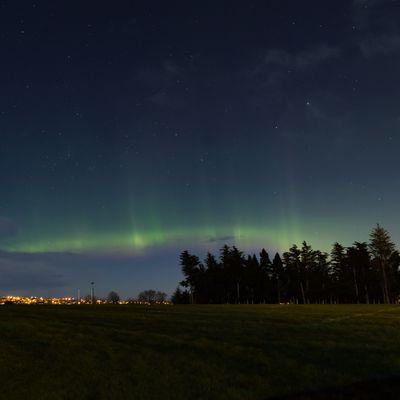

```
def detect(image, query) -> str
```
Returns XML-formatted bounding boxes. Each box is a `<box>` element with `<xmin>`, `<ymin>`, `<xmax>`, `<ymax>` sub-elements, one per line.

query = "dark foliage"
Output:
<box><xmin>176</xmin><ymin>225</ymin><xmax>400</xmax><ymax>304</ymax></box>
<box><xmin>137</xmin><ymin>289</ymin><xmax>168</xmax><ymax>304</ymax></box>
<box><xmin>107</xmin><ymin>291</ymin><xmax>120</xmax><ymax>304</ymax></box>
<box><xmin>171</xmin><ymin>287</ymin><xmax>190</xmax><ymax>304</ymax></box>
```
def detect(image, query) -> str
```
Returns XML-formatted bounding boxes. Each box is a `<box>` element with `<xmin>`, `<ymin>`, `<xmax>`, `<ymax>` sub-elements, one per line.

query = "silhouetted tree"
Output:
<box><xmin>330</xmin><ymin>242</ymin><xmax>348</xmax><ymax>303</ymax></box>
<box><xmin>259</xmin><ymin>249</ymin><xmax>272</xmax><ymax>303</ymax></box>
<box><xmin>300</xmin><ymin>241</ymin><xmax>315</xmax><ymax>304</ymax></box>
<box><xmin>204</xmin><ymin>252</ymin><xmax>223</xmax><ymax>303</ymax></box>
<box><xmin>369</xmin><ymin>225</ymin><xmax>395</xmax><ymax>303</ymax></box>
<box><xmin>347</xmin><ymin>242</ymin><xmax>371</xmax><ymax>304</ymax></box>
<box><xmin>171</xmin><ymin>287</ymin><xmax>190</xmax><ymax>304</ymax></box>
<box><xmin>180</xmin><ymin>250</ymin><xmax>202</xmax><ymax>303</ymax></box>
<box><xmin>284</xmin><ymin>245</ymin><xmax>304</xmax><ymax>303</ymax></box>
<box><xmin>346</xmin><ymin>245</ymin><xmax>361</xmax><ymax>304</ymax></box>
<box><xmin>138</xmin><ymin>289</ymin><xmax>157</xmax><ymax>303</ymax></box>
<box><xmin>155</xmin><ymin>291</ymin><xmax>168</xmax><ymax>303</ymax></box>
<box><xmin>107</xmin><ymin>291</ymin><xmax>120</xmax><ymax>304</ymax></box>
<box><xmin>389</xmin><ymin>250</ymin><xmax>400</xmax><ymax>302</ymax></box>
<box><xmin>244</xmin><ymin>254</ymin><xmax>260</xmax><ymax>304</ymax></box>
<box><xmin>309</xmin><ymin>250</ymin><xmax>330</xmax><ymax>304</ymax></box>
<box><xmin>174</xmin><ymin>226</ymin><xmax>400</xmax><ymax>304</ymax></box>
<box><xmin>271</xmin><ymin>252</ymin><xmax>284</xmax><ymax>303</ymax></box>
<box><xmin>220</xmin><ymin>245</ymin><xmax>246</xmax><ymax>303</ymax></box>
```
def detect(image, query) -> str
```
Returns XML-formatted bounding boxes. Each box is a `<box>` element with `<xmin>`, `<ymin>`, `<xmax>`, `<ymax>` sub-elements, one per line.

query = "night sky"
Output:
<box><xmin>1</xmin><ymin>0</ymin><xmax>400</xmax><ymax>298</ymax></box>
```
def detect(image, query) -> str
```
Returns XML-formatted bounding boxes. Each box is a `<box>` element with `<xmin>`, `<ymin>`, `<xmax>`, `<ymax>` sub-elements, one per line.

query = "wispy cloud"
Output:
<box><xmin>264</xmin><ymin>45</ymin><xmax>340</xmax><ymax>70</ymax></box>
<box><xmin>249</xmin><ymin>45</ymin><xmax>340</xmax><ymax>88</ymax></box>
<box><xmin>359</xmin><ymin>34</ymin><xmax>400</xmax><ymax>57</ymax></box>
<box><xmin>351</xmin><ymin>0</ymin><xmax>400</xmax><ymax>58</ymax></box>
<box><xmin>207</xmin><ymin>235</ymin><xmax>236</xmax><ymax>243</ymax></box>
<box><xmin>352</xmin><ymin>0</ymin><xmax>398</xmax><ymax>30</ymax></box>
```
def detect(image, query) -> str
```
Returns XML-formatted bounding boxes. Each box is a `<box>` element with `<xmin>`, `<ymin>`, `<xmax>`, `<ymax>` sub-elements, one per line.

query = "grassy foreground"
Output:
<box><xmin>0</xmin><ymin>305</ymin><xmax>400</xmax><ymax>399</ymax></box>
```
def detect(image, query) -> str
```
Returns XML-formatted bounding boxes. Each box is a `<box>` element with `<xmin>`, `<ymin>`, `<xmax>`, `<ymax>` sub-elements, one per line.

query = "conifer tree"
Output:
<box><xmin>180</xmin><ymin>250</ymin><xmax>202</xmax><ymax>303</ymax></box>
<box><xmin>272</xmin><ymin>253</ymin><xmax>284</xmax><ymax>303</ymax></box>
<box><xmin>369</xmin><ymin>225</ymin><xmax>395</xmax><ymax>303</ymax></box>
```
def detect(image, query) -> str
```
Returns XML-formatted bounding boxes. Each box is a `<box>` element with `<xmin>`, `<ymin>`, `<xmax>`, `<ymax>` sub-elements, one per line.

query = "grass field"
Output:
<box><xmin>0</xmin><ymin>304</ymin><xmax>400</xmax><ymax>399</ymax></box>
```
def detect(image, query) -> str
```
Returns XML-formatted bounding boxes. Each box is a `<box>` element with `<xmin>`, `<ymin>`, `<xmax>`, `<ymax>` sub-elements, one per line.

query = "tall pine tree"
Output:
<box><xmin>369</xmin><ymin>225</ymin><xmax>395</xmax><ymax>303</ymax></box>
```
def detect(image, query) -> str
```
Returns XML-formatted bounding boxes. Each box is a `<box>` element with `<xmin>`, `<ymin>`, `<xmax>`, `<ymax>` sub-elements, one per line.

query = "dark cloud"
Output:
<box><xmin>0</xmin><ymin>250</ymin><xmax>108</xmax><ymax>292</ymax></box>
<box><xmin>206</xmin><ymin>235</ymin><xmax>248</xmax><ymax>243</ymax></box>
<box><xmin>359</xmin><ymin>34</ymin><xmax>400</xmax><ymax>57</ymax></box>
<box><xmin>352</xmin><ymin>0</ymin><xmax>376</xmax><ymax>28</ymax></box>
<box><xmin>207</xmin><ymin>235</ymin><xmax>236</xmax><ymax>243</ymax></box>
<box><xmin>162</xmin><ymin>60</ymin><xmax>181</xmax><ymax>76</ymax></box>
<box><xmin>0</xmin><ymin>248</ymin><xmax>181</xmax><ymax>297</ymax></box>
<box><xmin>0</xmin><ymin>251</ymin><xmax>66</xmax><ymax>290</ymax></box>
<box><xmin>351</xmin><ymin>1</ymin><xmax>400</xmax><ymax>59</ymax></box>
<box><xmin>352</xmin><ymin>0</ymin><xmax>399</xmax><ymax>30</ymax></box>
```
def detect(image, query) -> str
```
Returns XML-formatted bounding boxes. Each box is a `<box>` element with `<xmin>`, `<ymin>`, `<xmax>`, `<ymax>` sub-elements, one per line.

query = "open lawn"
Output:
<box><xmin>0</xmin><ymin>304</ymin><xmax>400</xmax><ymax>399</ymax></box>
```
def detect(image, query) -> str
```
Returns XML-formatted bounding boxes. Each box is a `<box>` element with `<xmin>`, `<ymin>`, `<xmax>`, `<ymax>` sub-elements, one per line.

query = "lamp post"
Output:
<box><xmin>90</xmin><ymin>282</ymin><xmax>95</xmax><ymax>304</ymax></box>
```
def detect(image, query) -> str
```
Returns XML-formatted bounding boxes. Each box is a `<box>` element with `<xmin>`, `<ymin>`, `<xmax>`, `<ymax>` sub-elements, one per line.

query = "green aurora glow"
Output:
<box><xmin>2</xmin><ymin>225</ymin><xmax>301</xmax><ymax>253</ymax></box>
<box><xmin>1</xmin><ymin>213</ymin><xmax>370</xmax><ymax>255</ymax></box>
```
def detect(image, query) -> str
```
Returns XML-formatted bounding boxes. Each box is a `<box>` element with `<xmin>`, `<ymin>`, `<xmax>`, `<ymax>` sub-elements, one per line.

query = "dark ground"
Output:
<box><xmin>0</xmin><ymin>304</ymin><xmax>399</xmax><ymax>399</ymax></box>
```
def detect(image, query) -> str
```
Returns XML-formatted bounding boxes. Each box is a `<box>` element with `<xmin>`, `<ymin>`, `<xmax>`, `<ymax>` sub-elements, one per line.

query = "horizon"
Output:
<box><xmin>0</xmin><ymin>224</ymin><xmax>394</xmax><ymax>299</ymax></box>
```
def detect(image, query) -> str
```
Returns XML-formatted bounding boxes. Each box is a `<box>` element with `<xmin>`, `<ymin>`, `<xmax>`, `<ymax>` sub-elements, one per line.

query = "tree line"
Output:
<box><xmin>172</xmin><ymin>225</ymin><xmax>400</xmax><ymax>304</ymax></box>
<box><xmin>83</xmin><ymin>290</ymin><xmax>168</xmax><ymax>304</ymax></box>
